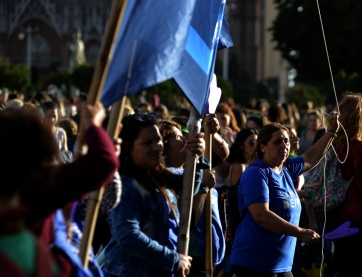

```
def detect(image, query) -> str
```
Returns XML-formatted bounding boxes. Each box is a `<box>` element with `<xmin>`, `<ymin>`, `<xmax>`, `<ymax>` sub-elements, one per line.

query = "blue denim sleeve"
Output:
<box><xmin>108</xmin><ymin>176</ymin><xmax>180</xmax><ymax>273</ymax></box>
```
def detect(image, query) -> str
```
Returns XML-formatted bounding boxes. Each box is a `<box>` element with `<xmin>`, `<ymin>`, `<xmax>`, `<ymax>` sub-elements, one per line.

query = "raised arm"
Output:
<box><xmin>301</xmin><ymin>111</ymin><xmax>340</xmax><ymax>173</ymax></box>
<box><xmin>203</xmin><ymin>114</ymin><xmax>230</xmax><ymax>161</ymax></box>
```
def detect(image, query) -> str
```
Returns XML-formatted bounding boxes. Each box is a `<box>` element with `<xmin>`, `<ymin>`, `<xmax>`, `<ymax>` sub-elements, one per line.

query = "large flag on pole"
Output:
<box><xmin>100</xmin><ymin>0</ymin><xmax>197</xmax><ymax>108</ymax></box>
<box><xmin>174</xmin><ymin>0</ymin><xmax>231</xmax><ymax>117</ymax></box>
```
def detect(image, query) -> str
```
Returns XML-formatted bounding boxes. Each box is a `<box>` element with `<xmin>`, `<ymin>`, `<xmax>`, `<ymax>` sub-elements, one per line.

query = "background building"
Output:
<box><xmin>0</xmin><ymin>0</ymin><xmax>287</xmax><ymax>100</ymax></box>
<box><xmin>0</xmin><ymin>0</ymin><xmax>113</xmax><ymax>83</ymax></box>
<box><xmin>228</xmin><ymin>0</ymin><xmax>288</xmax><ymax>101</ymax></box>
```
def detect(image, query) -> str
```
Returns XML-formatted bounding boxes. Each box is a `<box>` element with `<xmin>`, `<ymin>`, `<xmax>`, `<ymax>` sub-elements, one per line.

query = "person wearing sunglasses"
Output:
<box><xmin>230</xmin><ymin>115</ymin><xmax>339</xmax><ymax>277</ymax></box>
<box><xmin>104</xmin><ymin>113</ymin><xmax>205</xmax><ymax>277</ymax></box>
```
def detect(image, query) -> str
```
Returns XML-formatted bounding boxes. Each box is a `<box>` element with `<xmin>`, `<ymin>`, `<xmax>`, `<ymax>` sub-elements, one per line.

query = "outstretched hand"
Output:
<box><xmin>326</xmin><ymin>111</ymin><xmax>340</xmax><ymax>133</ymax></box>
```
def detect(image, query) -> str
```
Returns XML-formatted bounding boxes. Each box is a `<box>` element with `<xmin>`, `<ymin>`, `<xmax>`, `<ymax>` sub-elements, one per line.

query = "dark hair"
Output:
<box><xmin>171</xmin><ymin>116</ymin><xmax>189</xmax><ymax>134</ymax></box>
<box><xmin>120</xmin><ymin>113</ymin><xmax>159</xmax><ymax>161</ymax></box>
<box><xmin>77</xmin><ymin>92</ymin><xmax>88</xmax><ymax>102</ymax></box>
<box><xmin>232</xmin><ymin>107</ymin><xmax>247</xmax><ymax>130</ymax></box>
<box><xmin>119</xmin><ymin>113</ymin><xmax>175</xmax><ymax>209</ymax></box>
<box><xmin>120</xmin><ymin>113</ymin><xmax>159</xmax><ymax>175</ymax></box>
<box><xmin>159</xmin><ymin>120</ymin><xmax>181</xmax><ymax>146</ymax></box>
<box><xmin>268</xmin><ymin>103</ymin><xmax>288</xmax><ymax>124</ymax></box>
<box><xmin>227</xmin><ymin>128</ymin><xmax>258</xmax><ymax>164</ymax></box>
<box><xmin>0</xmin><ymin>109</ymin><xmax>58</xmax><ymax>199</ymax></box>
<box><xmin>41</xmin><ymin>100</ymin><xmax>57</xmax><ymax>113</ymax></box>
<box><xmin>251</xmin><ymin>123</ymin><xmax>289</xmax><ymax>161</ymax></box>
<box><xmin>154</xmin><ymin>104</ymin><xmax>168</xmax><ymax>114</ymax></box>
<box><xmin>247</xmin><ymin>113</ymin><xmax>264</xmax><ymax>129</ymax></box>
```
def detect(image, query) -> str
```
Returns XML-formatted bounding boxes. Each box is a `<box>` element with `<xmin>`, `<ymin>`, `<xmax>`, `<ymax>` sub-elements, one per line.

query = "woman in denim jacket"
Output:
<box><xmin>104</xmin><ymin>113</ymin><xmax>205</xmax><ymax>277</ymax></box>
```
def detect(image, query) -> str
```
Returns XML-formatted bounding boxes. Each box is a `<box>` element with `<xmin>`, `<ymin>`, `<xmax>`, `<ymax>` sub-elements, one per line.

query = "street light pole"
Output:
<box><xmin>18</xmin><ymin>25</ymin><xmax>35</xmax><ymax>81</ymax></box>
<box><xmin>25</xmin><ymin>26</ymin><xmax>33</xmax><ymax>72</ymax></box>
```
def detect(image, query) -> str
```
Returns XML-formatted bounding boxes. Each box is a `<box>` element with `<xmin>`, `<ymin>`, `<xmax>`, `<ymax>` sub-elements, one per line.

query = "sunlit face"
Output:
<box><xmin>242</xmin><ymin>133</ymin><xmax>257</xmax><ymax>162</ymax></box>
<box><xmin>307</xmin><ymin>114</ymin><xmax>321</xmax><ymax>131</ymax></box>
<box><xmin>164</xmin><ymin>126</ymin><xmax>186</xmax><ymax>166</ymax></box>
<box><xmin>43</xmin><ymin>109</ymin><xmax>58</xmax><ymax>128</ymax></box>
<box><xmin>261</xmin><ymin>130</ymin><xmax>290</xmax><ymax>165</ymax></box>
<box><xmin>216</xmin><ymin>112</ymin><xmax>231</xmax><ymax>128</ymax></box>
<box><xmin>130</xmin><ymin>125</ymin><xmax>163</xmax><ymax>170</ymax></box>
<box><xmin>288</xmin><ymin>128</ymin><xmax>300</xmax><ymax>152</ymax></box>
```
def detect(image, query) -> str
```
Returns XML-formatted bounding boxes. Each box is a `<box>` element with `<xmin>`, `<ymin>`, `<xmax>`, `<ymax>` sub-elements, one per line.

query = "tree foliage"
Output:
<box><xmin>270</xmin><ymin>0</ymin><xmax>362</xmax><ymax>83</ymax></box>
<box><xmin>286</xmin><ymin>83</ymin><xmax>325</xmax><ymax>108</ymax></box>
<box><xmin>43</xmin><ymin>68</ymin><xmax>72</xmax><ymax>90</ymax></box>
<box><xmin>0</xmin><ymin>56</ymin><xmax>30</xmax><ymax>94</ymax></box>
<box><xmin>71</xmin><ymin>63</ymin><xmax>95</xmax><ymax>92</ymax></box>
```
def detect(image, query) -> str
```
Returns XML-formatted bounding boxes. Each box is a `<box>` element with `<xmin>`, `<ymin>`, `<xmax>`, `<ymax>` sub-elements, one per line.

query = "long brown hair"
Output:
<box><xmin>334</xmin><ymin>92</ymin><xmax>362</xmax><ymax>149</ymax></box>
<box><xmin>119</xmin><ymin>114</ymin><xmax>176</xmax><ymax>211</ymax></box>
<box><xmin>216</xmin><ymin>102</ymin><xmax>240</xmax><ymax>132</ymax></box>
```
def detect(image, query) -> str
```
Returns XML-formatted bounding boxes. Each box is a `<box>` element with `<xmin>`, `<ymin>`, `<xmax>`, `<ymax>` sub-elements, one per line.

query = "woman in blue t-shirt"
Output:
<box><xmin>230</xmin><ymin>114</ymin><xmax>339</xmax><ymax>277</ymax></box>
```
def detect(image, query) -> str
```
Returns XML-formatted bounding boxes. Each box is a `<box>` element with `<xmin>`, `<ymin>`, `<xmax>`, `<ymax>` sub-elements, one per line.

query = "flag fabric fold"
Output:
<box><xmin>174</xmin><ymin>0</ymin><xmax>229</xmax><ymax>117</ymax></box>
<box><xmin>101</xmin><ymin>0</ymin><xmax>197</xmax><ymax>108</ymax></box>
<box><xmin>219</xmin><ymin>14</ymin><xmax>234</xmax><ymax>50</ymax></box>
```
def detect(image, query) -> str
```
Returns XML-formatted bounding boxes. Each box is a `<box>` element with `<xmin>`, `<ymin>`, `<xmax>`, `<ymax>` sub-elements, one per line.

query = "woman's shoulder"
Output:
<box><xmin>244</xmin><ymin>160</ymin><xmax>269</xmax><ymax>176</ymax></box>
<box><xmin>228</xmin><ymin>163</ymin><xmax>246</xmax><ymax>186</ymax></box>
<box><xmin>120</xmin><ymin>175</ymin><xmax>141</xmax><ymax>189</ymax></box>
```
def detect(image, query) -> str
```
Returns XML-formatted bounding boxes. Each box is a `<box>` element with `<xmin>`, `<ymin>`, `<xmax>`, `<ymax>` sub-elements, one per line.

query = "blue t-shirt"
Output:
<box><xmin>230</xmin><ymin>157</ymin><xmax>304</xmax><ymax>273</ymax></box>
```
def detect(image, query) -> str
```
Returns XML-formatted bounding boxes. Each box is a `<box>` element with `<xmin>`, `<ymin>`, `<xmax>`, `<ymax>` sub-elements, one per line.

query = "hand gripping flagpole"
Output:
<box><xmin>204</xmin><ymin>74</ymin><xmax>222</xmax><ymax>275</ymax></box>
<box><xmin>204</xmin><ymin>123</ymin><xmax>213</xmax><ymax>277</ymax></box>
<box><xmin>178</xmin><ymin>106</ymin><xmax>202</xmax><ymax>255</ymax></box>
<box><xmin>78</xmin><ymin>0</ymin><xmax>128</xmax><ymax>267</ymax></box>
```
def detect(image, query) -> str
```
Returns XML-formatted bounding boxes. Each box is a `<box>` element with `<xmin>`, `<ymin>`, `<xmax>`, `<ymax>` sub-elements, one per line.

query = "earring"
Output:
<box><xmin>261</xmin><ymin>149</ymin><xmax>264</xmax><ymax>153</ymax></box>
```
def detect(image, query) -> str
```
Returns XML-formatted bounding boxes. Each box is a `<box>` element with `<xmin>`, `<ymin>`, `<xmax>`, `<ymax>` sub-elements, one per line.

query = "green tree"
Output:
<box><xmin>43</xmin><ymin>68</ymin><xmax>72</xmax><ymax>91</ymax></box>
<box><xmin>271</xmin><ymin>0</ymin><xmax>362</xmax><ymax>81</ymax></box>
<box><xmin>71</xmin><ymin>63</ymin><xmax>95</xmax><ymax>92</ymax></box>
<box><xmin>270</xmin><ymin>0</ymin><xmax>362</xmax><ymax>105</ymax></box>
<box><xmin>0</xmin><ymin>56</ymin><xmax>30</xmax><ymax>94</ymax></box>
<box><xmin>286</xmin><ymin>83</ymin><xmax>325</xmax><ymax>108</ymax></box>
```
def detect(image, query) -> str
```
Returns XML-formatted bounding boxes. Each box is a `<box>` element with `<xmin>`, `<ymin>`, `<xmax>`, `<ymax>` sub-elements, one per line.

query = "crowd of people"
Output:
<box><xmin>0</xmin><ymin>85</ymin><xmax>361</xmax><ymax>277</ymax></box>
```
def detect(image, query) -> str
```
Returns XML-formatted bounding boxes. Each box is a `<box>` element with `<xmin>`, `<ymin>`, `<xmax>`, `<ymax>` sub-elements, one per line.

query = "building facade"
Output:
<box><xmin>228</xmin><ymin>0</ymin><xmax>287</xmax><ymax>101</ymax></box>
<box><xmin>0</xmin><ymin>0</ymin><xmax>113</xmax><ymax>81</ymax></box>
<box><xmin>0</xmin><ymin>0</ymin><xmax>286</xmax><ymax>98</ymax></box>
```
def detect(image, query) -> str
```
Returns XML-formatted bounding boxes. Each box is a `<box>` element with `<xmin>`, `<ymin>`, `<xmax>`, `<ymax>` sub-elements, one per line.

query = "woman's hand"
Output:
<box><xmin>186</xmin><ymin>132</ymin><xmax>205</xmax><ymax>156</ymax></box>
<box><xmin>297</xmin><ymin>228</ymin><xmax>320</xmax><ymax>245</ymax></box>
<box><xmin>81</xmin><ymin>101</ymin><xmax>106</xmax><ymax>129</ymax></box>
<box><xmin>177</xmin><ymin>254</ymin><xmax>192</xmax><ymax>277</ymax></box>
<box><xmin>203</xmin><ymin>114</ymin><xmax>220</xmax><ymax>135</ymax></box>
<box><xmin>202</xmin><ymin>169</ymin><xmax>216</xmax><ymax>189</ymax></box>
<box><xmin>326</xmin><ymin>111</ymin><xmax>340</xmax><ymax>133</ymax></box>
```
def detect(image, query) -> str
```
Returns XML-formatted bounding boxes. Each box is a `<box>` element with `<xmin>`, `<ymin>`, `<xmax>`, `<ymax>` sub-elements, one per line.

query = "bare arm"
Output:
<box><xmin>227</xmin><ymin>163</ymin><xmax>245</xmax><ymax>186</ymax></box>
<box><xmin>192</xmin><ymin>169</ymin><xmax>216</xmax><ymax>226</ymax></box>
<box><xmin>248</xmin><ymin>202</ymin><xmax>319</xmax><ymax>244</ymax></box>
<box><xmin>301</xmin><ymin>112</ymin><xmax>340</xmax><ymax>173</ymax></box>
<box><xmin>203</xmin><ymin>114</ymin><xmax>229</xmax><ymax>160</ymax></box>
<box><xmin>212</xmin><ymin>132</ymin><xmax>230</xmax><ymax>160</ymax></box>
